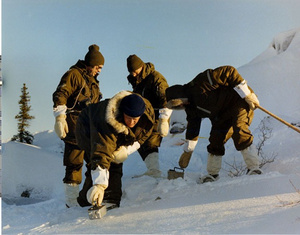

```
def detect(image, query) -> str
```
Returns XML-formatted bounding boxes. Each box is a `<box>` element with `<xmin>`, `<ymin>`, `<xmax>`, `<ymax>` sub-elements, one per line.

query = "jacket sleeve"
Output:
<box><xmin>188</xmin><ymin>66</ymin><xmax>245</xmax><ymax>95</ymax></box>
<box><xmin>52</xmin><ymin>69</ymin><xmax>83</xmax><ymax>107</ymax></box>
<box><xmin>153</xmin><ymin>73</ymin><xmax>169</xmax><ymax>108</ymax></box>
<box><xmin>90</xmin><ymin>131</ymin><xmax>118</xmax><ymax>170</ymax></box>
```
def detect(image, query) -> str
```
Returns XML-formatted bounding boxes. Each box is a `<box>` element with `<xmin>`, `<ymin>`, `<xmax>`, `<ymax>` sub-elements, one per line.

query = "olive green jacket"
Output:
<box><xmin>127</xmin><ymin>62</ymin><xmax>169</xmax><ymax>120</ymax></box>
<box><xmin>75</xmin><ymin>91</ymin><xmax>155</xmax><ymax>170</ymax></box>
<box><xmin>182</xmin><ymin>66</ymin><xmax>254</xmax><ymax>140</ymax></box>
<box><xmin>53</xmin><ymin>60</ymin><xmax>102</xmax><ymax>144</ymax></box>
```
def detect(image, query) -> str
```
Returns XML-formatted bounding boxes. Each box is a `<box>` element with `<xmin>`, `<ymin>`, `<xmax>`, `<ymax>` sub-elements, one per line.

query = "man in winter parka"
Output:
<box><xmin>165</xmin><ymin>66</ymin><xmax>262</xmax><ymax>183</ymax></box>
<box><xmin>126</xmin><ymin>54</ymin><xmax>172</xmax><ymax>178</ymax></box>
<box><xmin>75</xmin><ymin>91</ymin><xmax>155</xmax><ymax>207</ymax></box>
<box><xmin>52</xmin><ymin>44</ymin><xmax>104</xmax><ymax>207</ymax></box>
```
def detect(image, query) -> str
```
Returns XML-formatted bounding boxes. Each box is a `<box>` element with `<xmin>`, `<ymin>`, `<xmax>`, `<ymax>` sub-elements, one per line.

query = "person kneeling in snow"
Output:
<box><xmin>75</xmin><ymin>91</ymin><xmax>155</xmax><ymax>207</ymax></box>
<box><xmin>165</xmin><ymin>66</ymin><xmax>263</xmax><ymax>183</ymax></box>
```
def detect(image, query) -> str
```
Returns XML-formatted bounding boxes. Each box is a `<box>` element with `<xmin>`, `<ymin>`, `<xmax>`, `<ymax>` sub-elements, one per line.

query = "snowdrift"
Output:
<box><xmin>238</xmin><ymin>28</ymin><xmax>300</xmax><ymax>129</ymax></box>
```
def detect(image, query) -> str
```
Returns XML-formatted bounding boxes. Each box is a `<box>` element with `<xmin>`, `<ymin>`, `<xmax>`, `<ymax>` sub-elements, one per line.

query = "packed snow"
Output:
<box><xmin>2</xmin><ymin>28</ymin><xmax>300</xmax><ymax>234</ymax></box>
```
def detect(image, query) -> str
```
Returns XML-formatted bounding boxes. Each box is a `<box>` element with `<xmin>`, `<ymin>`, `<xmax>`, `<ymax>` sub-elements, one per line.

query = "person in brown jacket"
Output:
<box><xmin>75</xmin><ymin>91</ymin><xmax>155</xmax><ymax>207</ymax></box>
<box><xmin>52</xmin><ymin>44</ymin><xmax>104</xmax><ymax>207</ymax></box>
<box><xmin>165</xmin><ymin>66</ymin><xmax>263</xmax><ymax>183</ymax></box>
<box><xmin>126</xmin><ymin>55</ymin><xmax>172</xmax><ymax>178</ymax></box>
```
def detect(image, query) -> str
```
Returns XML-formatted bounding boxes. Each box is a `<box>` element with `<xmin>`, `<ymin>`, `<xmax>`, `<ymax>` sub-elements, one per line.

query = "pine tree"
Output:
<box><xmin>11</xmin><ymin>83</ymin><xmax>35</xmax><ymax>144</ymax></box>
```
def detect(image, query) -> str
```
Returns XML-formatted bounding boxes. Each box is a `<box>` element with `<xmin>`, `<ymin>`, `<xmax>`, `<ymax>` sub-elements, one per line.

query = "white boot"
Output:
<box><xmin>241</xmin><ymin>144</ymin><xmax>263</xmax><ymax>175</ymax></box>
<box><xmin>144</xmin><ymin>152</ymin><xmax>161</xmax><ymax>178</ymax></box>
<box><xmin>64</xmin><ymin>183</ymin><xmax>79</xmax><ymax>208</ymax></box>
<box><xmin>200</xmin><ymin>153</ymin><xmax>222</xmax><ymax>183</ymax></box>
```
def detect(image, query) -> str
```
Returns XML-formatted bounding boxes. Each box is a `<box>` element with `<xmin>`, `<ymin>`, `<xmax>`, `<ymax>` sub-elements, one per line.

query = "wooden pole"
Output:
<box><xmin>257</xmin><ymin>105</ymin><xmax>300</xmax><ymax>134</ymax></box>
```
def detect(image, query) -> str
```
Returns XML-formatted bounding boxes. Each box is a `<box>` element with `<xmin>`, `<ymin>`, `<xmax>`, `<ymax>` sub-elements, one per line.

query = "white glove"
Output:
<box><xmin>158</xmin><ymin>108</ymin><xmax>173</xmax><ymax>137</ymax></box>
<box><xmin>87</xmin><ymin>184</ymin><xmax>107</xmax><ymax>206</ymax></box>
<box><xmin>54</xmin><ymin>114</ymin><xmax>68</xmax><ymax>139</ymax></box>
<box><xmin>87</xmin><ymin>166</ymin><xmax>109</xmax><ymax>206</ymax></box>
<box><xmin>112</xmin><ymin>146</ymin><xmax>128</xmax><ymax>164</ymax></box>
<box><xmin>112</xmin><ymin>141</ymin><xmax>141</xmax><ymax>164</ymax></box>
<box><xmin>233</xmin><ymin>80</ymin><xmax>259</xmax><ymax>110</ymax></box>
<box><xmin>53</xmin><ymin>105</ymin><xmax>68</xmax><ymax>139</ymax></box>
<box><xmin>126</xmin><ymin>141</ymin><xmax>140</xmax><ymax>155</ymax></box>
<box><xmin>245</xmin><ymin>93</ymin><xmax>259</xmax><ymax>110</ymax></box>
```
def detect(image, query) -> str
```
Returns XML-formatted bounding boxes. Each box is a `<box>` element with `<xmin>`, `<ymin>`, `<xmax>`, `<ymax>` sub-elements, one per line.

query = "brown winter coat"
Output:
<box><xmin>75</xmin><ymin>91</ymin><xmax>155</xmax><ymax>170</ymax></box>
<box><xmin>127</xmin><ymin>62</ymin><xmax>169</xmax><ymax>119</ymax></box>
<box><xmin>168</xmin><ymin>66</ymin><xmax>255</xmax><ymax>155</ymax></box>
<box><xmin>53</xmin><ymin>60</ymin><xmax>102</xmax><ymax>144</ymax></box>
<box><xmin>127</xmin><ymin>62</ymin><xmax>169</xmax><ymax>157</ymax></box>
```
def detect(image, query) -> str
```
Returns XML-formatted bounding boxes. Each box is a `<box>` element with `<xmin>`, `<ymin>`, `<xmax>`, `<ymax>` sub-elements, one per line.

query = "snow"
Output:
<box><xmin>2</xmin><ymin>28</ymin><xmax>300</xmax><ymax>234</ymax></box>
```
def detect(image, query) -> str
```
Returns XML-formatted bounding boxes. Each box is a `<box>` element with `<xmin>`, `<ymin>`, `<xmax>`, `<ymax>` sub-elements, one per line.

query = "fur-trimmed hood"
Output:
<box><xmin>105</xmin><ymin>90</ymin><xmax>131</xmax><ymax>135</ymax></box>
<box><xmin>105</xmin><ymin>90</ymin><xmax>154</xmax><ymax>135</ymax></box>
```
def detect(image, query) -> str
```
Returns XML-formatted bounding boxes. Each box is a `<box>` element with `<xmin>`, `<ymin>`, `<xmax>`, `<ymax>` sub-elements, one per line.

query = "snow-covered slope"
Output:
<box><xmin>2</xmin><ymin>28</ymin><xmax>300</xmax><ymax>234</ymax></box>
<box><xmin>238</xmin><ymin>28</ymin><xmax>300</xmax><ymax>129</ymax></box>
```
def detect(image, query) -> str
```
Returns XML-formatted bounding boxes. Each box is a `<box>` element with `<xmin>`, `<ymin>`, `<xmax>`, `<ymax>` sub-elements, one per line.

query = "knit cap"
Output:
<box><xmin>120</xmin><ymin>94</ymin><xmax>145</xmax><ymax>117</ymax></box>
<box><xmin>84</xmin><ymin>44</ymin><xmax>105</xmax><ymax>67</ymax></box>
<box><xmin>127</xmin><ymin>54</ymin><xmax>144</xmax><ymax>72</ymax></box>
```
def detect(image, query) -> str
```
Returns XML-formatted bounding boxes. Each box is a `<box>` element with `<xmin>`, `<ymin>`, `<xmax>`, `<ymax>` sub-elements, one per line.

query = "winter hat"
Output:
<box><xmin>120</xmin><ymin>94</ymin><xmax>145</xmax><ymax>117</ymax></box>
<box><xmin>127</xmin><ymin>54</ymin><xmax>144</xmax><ymax>72</ymax></box>
<box><xmin>165</xmin><ymin>85</ymin><xmax>189</xmax><ymax>110</ymax></box>
<box><xmin>84</xmin><ymin>44</ymin><xmax>105</xmax><ymax>67</ymax></box>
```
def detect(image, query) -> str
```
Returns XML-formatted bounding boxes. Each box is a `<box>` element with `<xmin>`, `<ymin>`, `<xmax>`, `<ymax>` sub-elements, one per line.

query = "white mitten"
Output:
<box><xmin>53</xmin><ymin>105</ymin><xmax>68</xmax><ymax>139</ymax></box>
<box><xmin>87</xmin><ymin>184</ymin><xmax>107</xmax><ymax>206</ymax></box>
<box><xmin>112</xmin><ymin>146</ymin><xmax>128</xmax><ymax>164</ymax></box>
<box><xmin>126</xmin><ymin>141</ymin><xmax>140</xmax><ymax>155</ymax></box>
<box><xmin>54</xmin><ymin>114</ymin><xmax>68</xmax><ymax>139</ymax></box>
<box><xmin>233</xmin><ymin>80</ymin><xmax>259</xmax><ymax>110</ymax></box>
<box><xmin>245</xmin><ymin>93</ymin><xmax>259</xmax><ymax>110</ymax></box>
<box><xmin>112</xmin><ymin>141</ymin><xmax>141</xmax><ymax>164</ymax></box>
<box><xmin>158</xmin><ymin>108</ymin><xmax>173</xmax><ymax>137</ymax></box>
<box><xmin>87</xmin><ymin>166</ymin><xmax>109</xmax><ymax>206</ymax></box>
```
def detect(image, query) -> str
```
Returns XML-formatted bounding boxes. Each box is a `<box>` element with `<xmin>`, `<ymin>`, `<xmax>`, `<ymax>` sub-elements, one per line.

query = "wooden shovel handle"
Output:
<box><xmin>257</xmin><ymin>105</ymin><xmax>300</xmax><ymax>134</ymax></box>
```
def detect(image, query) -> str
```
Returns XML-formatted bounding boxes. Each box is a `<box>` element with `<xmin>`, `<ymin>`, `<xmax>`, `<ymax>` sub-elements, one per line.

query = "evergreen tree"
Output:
<box><xmin>11</xmin><ymin>83</ymin><xmax>35</xmax><ymax>144</ymax></box>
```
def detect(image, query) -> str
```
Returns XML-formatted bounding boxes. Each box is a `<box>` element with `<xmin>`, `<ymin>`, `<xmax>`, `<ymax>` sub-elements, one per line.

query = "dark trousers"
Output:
<box><xmin>207</xmin><ymin>107</ymin><xmax>254</xmax><ymax>156</ymax></box>
<box><xmin>63</xmin><ymin>142</ymin><xmax>85</xmax><ymax>184</ymax></box>
<box><xmin>77</xmin><ymin>162</ymin><xmax>123</xmax><ymax>207</ymax></box>
<box><xmin>138</xmin><ymin>130</ymin><xmax>162</xmax><ymax>160</ymax></box>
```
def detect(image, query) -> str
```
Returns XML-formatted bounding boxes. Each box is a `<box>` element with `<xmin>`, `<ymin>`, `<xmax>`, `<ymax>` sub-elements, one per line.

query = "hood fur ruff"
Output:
<box><xmin>106</xmin><ymin>90</ymin><xmax>132</xmax><ymax>135</ymax></box>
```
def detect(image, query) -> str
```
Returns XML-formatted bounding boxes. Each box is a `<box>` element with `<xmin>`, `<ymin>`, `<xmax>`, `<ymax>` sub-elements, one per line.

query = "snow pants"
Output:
<box><xmin>77</xmin><ymin>162</ymin><xmax>123</xmax><ymax>207</ymax></box>
<box><xmin>63</xmin><ymin>142</ymin><xmax>87</xmax><ymax>185</ymax></box>
<box><xmin>207</xmin><ymin>105</ymin><xmax>254</xmax><ymax>156</ymax></box>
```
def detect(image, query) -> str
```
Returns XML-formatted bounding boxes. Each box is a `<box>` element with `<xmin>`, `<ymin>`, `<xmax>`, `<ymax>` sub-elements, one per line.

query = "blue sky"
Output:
<box><xmin>2</xmin><ymin>0</ymin><xmax>300</xmax><ymax>140</ymax></box>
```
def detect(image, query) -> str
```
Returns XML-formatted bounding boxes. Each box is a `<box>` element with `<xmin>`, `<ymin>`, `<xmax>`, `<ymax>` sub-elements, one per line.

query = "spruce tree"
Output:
<box><xmin>11</xmin><ymin>83</ymin><xmax>35</xmax><ymax>144</ymax></box>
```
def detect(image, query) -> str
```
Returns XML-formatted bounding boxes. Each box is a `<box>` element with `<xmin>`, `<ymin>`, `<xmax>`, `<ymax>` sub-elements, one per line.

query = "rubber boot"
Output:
<box><xmin>143</xmin><ymin>152</ymin><xmax>161</xmax><ymax>178</ymax></box>
<box><xmin>65</xmin><ymin>183</ymin><xmax>79</xmax><ymax>208</ymax></box>
<box><xmin>241</xmin><ymin>144</ymin><xmax>263</xmax><ymax>175</ymax></box>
